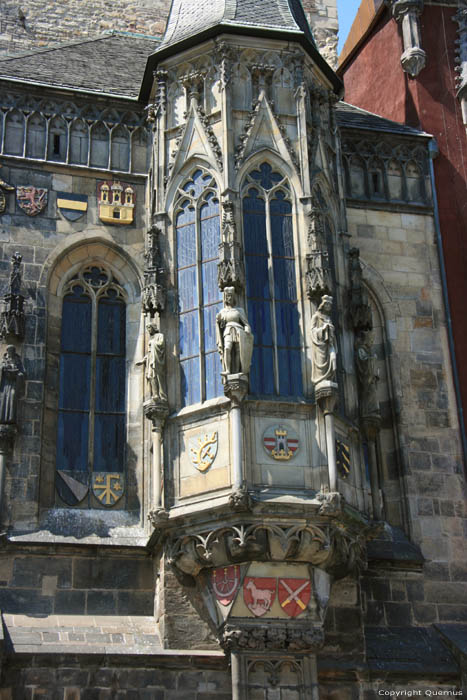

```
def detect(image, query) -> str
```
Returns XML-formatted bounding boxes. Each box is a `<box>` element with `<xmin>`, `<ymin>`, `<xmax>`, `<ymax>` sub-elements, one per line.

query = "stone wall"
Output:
<box><xmin>0</xmin><ymin>0</ymin><xmax>339</xmax><ymax>66</ymax></box>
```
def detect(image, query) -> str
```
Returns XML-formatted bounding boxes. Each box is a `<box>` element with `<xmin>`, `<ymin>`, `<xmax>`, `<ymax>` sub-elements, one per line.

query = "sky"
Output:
<box><xmin>337</xmin><ymin>0</ymin><xmax>361</xmax><ymax>54</ymax></box>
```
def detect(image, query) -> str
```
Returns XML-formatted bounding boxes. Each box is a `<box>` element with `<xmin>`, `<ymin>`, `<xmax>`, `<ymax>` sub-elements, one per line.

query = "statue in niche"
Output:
<box><xmin>0</xmin><ymin>345</ymin><xmax>25</xmax><ymax>424</ymax></box>
<box><xmin>311</xmin><ymin>295</ymin><xmax>337</xmax><ymax>385</ymax></box>
<box><xmin>216</xmin><ymin>286</ymin><xmax>254</xmax><ymax>376</ymax></box>
<box><xmin>349</xmin><ymin>248</ymin><xmax>372</xmax><ymax>332</ymax></box>
<box><xmin>137</xmin><ymin>320</ymin><xmax>168</xmax><ymax>404</ymax></box>
<box><xmin>355</xmin><ymin>331</ymin><xmax>380</xmax><ymax>418</ymax></box>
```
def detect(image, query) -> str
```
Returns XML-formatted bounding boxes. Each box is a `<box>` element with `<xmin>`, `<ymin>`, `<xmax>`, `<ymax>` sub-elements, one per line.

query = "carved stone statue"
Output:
<box><xmin>0</xmin><ymin>345</ymin><xmax>24</xmax><ymax>424</ymax></box>
<box><xmin>311</xmin><ymin>295</ymin><xmax>337</xmax><ymax>386</ymax></box>
<box><xmin>216</xmin><ymin>286</ymin><xmax>253</xmax><ymax>376</ymax></box>
<box><xmin>355</xmin><ymin>331</ymin><xmax>380</xmax><ymax>418</ymax></box>
<box><xmin>137</xmin><ymin>321</ymin><xmax>168</xmax><ymax>404</ymax></box>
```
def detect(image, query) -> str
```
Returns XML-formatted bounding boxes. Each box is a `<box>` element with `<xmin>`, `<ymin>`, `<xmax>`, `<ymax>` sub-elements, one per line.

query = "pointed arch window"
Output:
<box><xmin>55</xmin><ymin>264</ymin><xmax>126</xmax><ymax>506</ymax></box>
<box><xmin>242</xmin><ymin>162</ymin><xmax>302</xmax><ymax>397</ymax></box>
<box><xmin>175</xmin><ymin>169</ymin><xmax>223</xmax><ymax>407</ymax></box>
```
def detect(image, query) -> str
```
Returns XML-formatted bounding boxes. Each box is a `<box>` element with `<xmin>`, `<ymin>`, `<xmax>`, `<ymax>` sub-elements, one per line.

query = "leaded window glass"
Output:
<box><xmin>176</xmin><ymin>169</ymin><xmax>223</xmax><ymax>406</ymax></box>
<box><xmin>242</xmin><ymin>162</ymin><xmax>302</xmax><ymax>397</ymax></box>
<box><xmin>55</xmin><ymin>265</ymin><xmax>126</xmax><ymax>506</ymax></box>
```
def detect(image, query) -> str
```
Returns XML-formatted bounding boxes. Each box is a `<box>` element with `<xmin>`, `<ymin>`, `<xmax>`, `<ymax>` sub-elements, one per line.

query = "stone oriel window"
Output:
<box><xmin>175</xmin><ymin>168</ymin><xmax>223</xmax><ymax>407</ymax></box>
<box><xmin>242</xmin><ymin>162</ymin><xmax>302</xmax><ymax>397</ymax></box>
<box><xmin>55</xmin><ymin>264</ymin><xmax>126</xmax><ymax>507</ymax></box>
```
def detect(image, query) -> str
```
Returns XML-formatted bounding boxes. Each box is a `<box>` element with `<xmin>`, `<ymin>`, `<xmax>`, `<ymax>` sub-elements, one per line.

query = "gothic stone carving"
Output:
<box><xmin>454</xmin><ymin>1</ymin><xmax>467</xmax><ymax>126</ymax></box>
<box><xmin>0</xmin><ymin>252</ymin><xmax>26</xmax><ymax>341</ymax></box>
<box><xmin>0</xmin><ymin>345</ymin><xmax>25</xmax><ymax>425</ymax></box>
<box><xmin>306</xmin><ymin>207</ymin><xmax>332</xmax><ymax>303</ymax></box>
<box><xmin>218</xmin><ymin>201</ymin><xmax>245</xmax><ymax>291</ymax></box>
<box><xmin>355</xmin><ymin>331</ymin><xmax>380</xmax><ymax>421</ymax></box>
<box><xmin>311</xmin><ymin>295</ymin><xmax>337</xmax><ymax>388</ymax></box>
<box><xmin>386</xmin><ymin>0</ymin><xmax>426</xmax><ymax>76</ymax></box>
<box><xmin>216</xmin><ymin>287</ymin><xmax>253</xmax><ymax>378</ymax></box>
<box><xmin>348</xmin><ymin>248</ymin><xmax>373</xmax><ymax>333</ymax></box>
<box><xmin>137</xmin><ymin>320</ymin><xmax>168</xmax><ymax>405</ymax></box>
<box><xmin>142</xmin><ymin>225</ymin><xmax>166</xmax><ymax>317</ymax></box>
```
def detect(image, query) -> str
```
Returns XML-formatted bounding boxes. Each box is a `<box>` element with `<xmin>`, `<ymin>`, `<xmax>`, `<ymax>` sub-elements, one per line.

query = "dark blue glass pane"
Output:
<box><xmin>93</xmin><ymin>414</ymin><xmax>125</xmax><ymax>472</ymax></box>
<box><xmin>56</xmin><ymin>411</ymin><xmax>89</xmax><ymax>471</ymax></box>
<box><xmin>95</xmin><ymin>357</ymin><xmax>125</xmax><ymax>412</ymax></box>
<box><xmin>200</xmin><ymin>192</ymin><xmax>219</xmax><ymax>219</ymax></box>
<box><xmin>203</xmin><ymin>303</ymin><xmax>221</xmax><ymax>353</ymax></box>
<box><xmin>59</xmin><ymin>355</ymin><xmax>91</xmax><ymax>410</ymax></box>
<box><xmin>202</xmin><ymin>260</ymin><xmax>221</xmax><ymax>307</ymax></box>
<box><xmin>271</xmin><ymin>214</ymin><xmax>293</xmax><ymax>259</ymax></box>
<box><xmin>249</xmin><ymin>346</ymin><xmax>275</xmax><ymax>395</ymax></box>
<box><xmin>181</xmin><ymin>357</ymin><xmax>201</xmax><ymax>406</ymax></box>
<box><xmin>249</xmin><ymin>163</ymin><xmax>282</xmax><ymax>190</ymax></box>
<box><xmin>243</xmin><ymin>201</ymin><xmax>267</xmax><ymax>254</ymax></box>
<box><xmin>177</xmin><ymin>220</ymin><xmax>196</xmax><ymax>267</ymax></box>
<box><xmin>276</xmin><ymin>302</ymin><xmax>301</xmax><ymax>348</ymax></box>
<box><xmin>273</xmin><ymin>258</ymin><xmax>297</xmax><ymax>301</ymax></box>
<box><xmin>178</xmin><ymin>267</ymin><xmax>198</xmax><ymax>312</ymax></box>
<box><xmin>61</xmin><ymin>292</ymin><xmax>91</xmax><ymax>353</ymax></box>
<box><xmin>248</xmin><ymin>299</ymin><xmax>273</xmax><ymax>346</ymax></box>
<box><xmin>200</xmin><ymin>207</ymin><xmax>220</xmax><ymax>261</ymax></box>
<box><xmin>278</xmin><ymin>348</ymin><xmax>303</xmax><ymax>396</ymax></box>
<box><xmin>245</xmin><ymin>253</ymin><xmax>270</xmax><ymax>300</ymax></box>
<box><xmin>205</xmin><ymin>350</ymin><xmax>223</xmax><ymax>400</ymax></box>
<box><xmin>176</xmin><ymin>202</ymin><xmax>195</xmax><ymax>227</ymax></box>
<box><xmin>179</xmin><ymin>311</ymin><xmax>199</xmax><ymax>359</ymax></box>
<box><xmin>97</xmin><ymin>299</ymin><xmax>125</xmax><ymax>355</ymax></box>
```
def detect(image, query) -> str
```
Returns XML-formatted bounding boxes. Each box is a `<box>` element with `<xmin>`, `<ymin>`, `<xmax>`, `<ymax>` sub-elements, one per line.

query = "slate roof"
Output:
<box><xmin>0</xmin><ymin>33</ymin><xmax>160</xmax><ymax>99</ymax></box>
<box><xmin>336</xmin><ymin>101</ymin><xmax>432</xmax><ymax>138</ymax></box>
<box><xmin>160</xmin><ymin>0</ymin><xmax>315</xmax><ymax>50</ymax></box>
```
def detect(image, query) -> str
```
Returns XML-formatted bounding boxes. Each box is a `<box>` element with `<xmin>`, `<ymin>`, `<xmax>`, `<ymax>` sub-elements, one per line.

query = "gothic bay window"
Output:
<box><xmin>176</xmin><ymin>169</ymin><xmax>223</xmax><ymax>407</ymax></box>
<box><xmin>242</xmin><ymin>162</ymin><xmax>303</xmax><ymax>397</ymax></box>
<box><xmin>55</xmin><ymin>264</ymin><xmax>126</xmax><ymax>507</ymax></box>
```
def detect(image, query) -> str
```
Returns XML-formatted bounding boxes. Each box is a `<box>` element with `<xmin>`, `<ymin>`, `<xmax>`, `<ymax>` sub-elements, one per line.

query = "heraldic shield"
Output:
<box><xmin>237</xmin><ymin>324</ymin><xmax>254</xmax><ymax>374</ymax></box>
<box><xmin>278</xmin><ymin>578</ymin><xmax>312</xmax><ymax>618</ymax></box>
<box><xmin>212</xmin><ymin>565</ymin><xmax>241</xmax><ymax>606</ymax></box>
<box><xmin>16</xmin><ymin>186</ymin><xmax>48</xmax><ymax>216</ymax></box>
<box><xmin>243</xmin><ymin>577</ymin><xmax>276</xmax><ymax>617</ymax></box>
<box><xmin>92</xmin><ymin>473</ymin><xmax>124</xmax><ymax>507</ymax></box>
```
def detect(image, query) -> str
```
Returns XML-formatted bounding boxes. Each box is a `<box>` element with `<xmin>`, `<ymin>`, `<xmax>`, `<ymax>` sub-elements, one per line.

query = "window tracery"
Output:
<box><xmin>242</xmin><ymin>162</ymin><xmax>302</xmax><ymax>397</ymax></box>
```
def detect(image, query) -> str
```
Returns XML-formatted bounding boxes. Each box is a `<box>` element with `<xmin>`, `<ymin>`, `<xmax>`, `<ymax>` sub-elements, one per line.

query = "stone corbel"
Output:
<box><xmin>387</xmin><ymin>0</ymin><xmax>426</xmax><ymax>77</ymax></box>
<box><xmin>220</xmin><ymin>622</ymin><xmax>325</xmax><ymax>653</ymax></box>
<box><xmin>453</xmin><ymin>1</ymin><xmax>467</xmax><ymax>129</ymax></box>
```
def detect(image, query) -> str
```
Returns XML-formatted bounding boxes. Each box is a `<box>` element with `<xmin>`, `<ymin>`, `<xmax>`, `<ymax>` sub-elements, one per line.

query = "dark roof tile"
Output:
<box><xmin>337</xmin><ymin>100</ymin><xmax>431</xmax><ymax>137</ymax></box>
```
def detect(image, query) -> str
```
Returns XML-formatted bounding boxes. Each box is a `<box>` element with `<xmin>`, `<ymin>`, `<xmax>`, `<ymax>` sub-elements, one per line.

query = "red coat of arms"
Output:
<box><xmin>212</xmin><ymin>566</ymin><xmax>240</xmax><ymax>606</ymax></box>
<box><xmin>243</xmin><ymin>577</ymin><xmax>276</xmax><ymax>617</ymax></box>
<box><xmin>278</xmin><ymin>578</ymin><xmax>311</xmax><ymax>618</ymax></box>
<box><xmin>16</xmin><ymin>186</ymin><xmax>48</xmax><ymax>216</ymax></box>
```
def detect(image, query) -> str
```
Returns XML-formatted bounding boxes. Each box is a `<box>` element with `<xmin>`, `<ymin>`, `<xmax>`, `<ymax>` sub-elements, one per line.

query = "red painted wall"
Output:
<box><xmin>341</xmin><ymin>5</ymin><xmax>467</xmax><ymax>434</ymax></box>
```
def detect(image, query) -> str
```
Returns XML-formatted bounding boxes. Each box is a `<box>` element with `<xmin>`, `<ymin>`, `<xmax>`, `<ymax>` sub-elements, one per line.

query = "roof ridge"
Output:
<box><xmin>0</xmin><ymin>32</ymin><xmax>158</xmax><ymax>63</ymax></box>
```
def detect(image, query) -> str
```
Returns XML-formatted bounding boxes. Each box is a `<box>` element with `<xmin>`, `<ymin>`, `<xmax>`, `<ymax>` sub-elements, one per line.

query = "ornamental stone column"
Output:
<box><xmin>387</xmin><ymin>0</ymin><xmax>426</xmax><ymax>77</ymax></box>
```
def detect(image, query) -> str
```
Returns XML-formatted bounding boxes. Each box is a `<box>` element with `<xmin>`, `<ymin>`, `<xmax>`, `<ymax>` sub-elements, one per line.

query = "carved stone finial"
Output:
<box><xmin>0</xmin><ymin>253</ymin><xmax>26</xmax><ymax>341</ymax></box>
<box><xmin>142</xmin><ymin>225</ymin><xmax>166</xmax><ymax>317</ymax></box>
<box><xmin>348</xmin><ymin>248</ymin><xmax>372</xmax><ymax>333</ymax></box>
<box><xmin>386</xmin><ymin>0</ymin><xmax>426</xmax><ymax>76</ymax></box>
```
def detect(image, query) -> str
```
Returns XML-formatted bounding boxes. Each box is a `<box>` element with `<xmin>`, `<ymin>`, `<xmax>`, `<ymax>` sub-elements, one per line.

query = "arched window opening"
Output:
<box><xmin>176</xmin><ymin>169</ymin><xmax>223</xmax><ymax>407</ymax></box>
<box><xmin>70</xmin><ymin>119</ymin><xmax>89</xmax><ymax>166</ymax></box>
<box><xmin>387</xmin><ymin>159</ymin><xmax>403</xmax><ymax>200</ymax></box>
<box><xmin>231</xmin><ymin>64</ymin><xmax>252</xmax><ymax>111</ymax></box>
<box><xmin>26</xmin><ymin>112</ymin><xmax>46</xmax><ymax>159</ymax></box>
<box><xmin>349</xmin><ymin>156</ymin><xmax>366</xmax><ymax>199</ymax></box>
<box><xmin>111</xmin><ymin>125</ymin><xmax>130</xmax><ymax>172</ymax></box>
<box><xmin>242</xmin><ymin>162</ymin><xmax>302</xmax><ymax>397</ymax></box>
<box><xmin>4</xmin><ymin>110</ymin><xmax>25</xmax><ymax>156</ymax></box>
<box><xmin>90</xmin><ymin>122</ymin><xmax>110</xmax><ymax>169</ymax></box>
<box><xmin>406</xmin><ymin>160</ymin><xmax>424</xmax><ymax>203</ymax></box>
<box><xmin>55</xmin><ymin>264</ymin><xmax>126</xmax><ymax>508</ymax></box>
<box><xmin>47</xmin><ymin>116</ymin><xmax>68</xmax><ymax>162</ymax></box>
<box><xmin>131</xmin><ymin>128</ymin><xmax>149</xmax><ymax>173</ymax></box>
<box><xmin>369</xmin><ymin>158</ymin><xmax>386</xmax><ymax>200</ymax></box>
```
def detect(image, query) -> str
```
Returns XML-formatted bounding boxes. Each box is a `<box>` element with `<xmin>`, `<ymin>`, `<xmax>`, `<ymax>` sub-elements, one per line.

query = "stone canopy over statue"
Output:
<box><xmin>216</xmin><ymin>287</ymin><xmax>254</xmax><ymax>378</ymax></box>
<box><xmin>311</xmin><ymin>295</ymin><xmax>337</xmax><ymax>389</ymax></box>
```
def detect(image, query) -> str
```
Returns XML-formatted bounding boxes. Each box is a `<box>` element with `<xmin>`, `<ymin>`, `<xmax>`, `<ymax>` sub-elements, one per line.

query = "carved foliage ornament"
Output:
<box><xmin>220</xmin><ymin>623</ymin><xmax>324</xmax><ymax>653</ymax></box>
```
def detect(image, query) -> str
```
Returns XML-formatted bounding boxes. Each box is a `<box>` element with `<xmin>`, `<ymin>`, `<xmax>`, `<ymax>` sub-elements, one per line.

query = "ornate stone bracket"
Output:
<box><xmin>0</xmin><ymin>253</ymin><xmax>26</xmax><ymax>341</ymax></box>
<box><xmin>220</xmin><ymin>622</ymin><xmax>324</xmax><ymax>653</ymax></box>
<box><xmin>454</xmin><ymin>1</ymin><xmax>467</xmax><ymax>128</ymax></box>
<box><xmin>164</xmin><ymin>516</ymin><xmax>380</xmax><ymax>583</ymax></box>
<box><xmin>386</xmin><ymin>0</ymin><xmax>426</xmax><ymax>77</ymax></box>
<box><xmin>142</xmin><ymin>225</ymin><xmax>166</xmax><ymax>318</ymax></box>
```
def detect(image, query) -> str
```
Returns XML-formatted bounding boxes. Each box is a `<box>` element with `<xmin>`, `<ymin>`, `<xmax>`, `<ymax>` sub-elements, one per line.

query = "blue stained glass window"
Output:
<box><xmin>56</xmin><ymin>267</ymin><xmax>127</xmax><ymax>505</ymax></box>
<box><xmin>243</xmin><ymin>163</ymin><xmax>302</xmax><ymax>397</ymax></box>
<box><xmin>176</xmin><ymin>170</ymin><xmax>222</xmax><ymax>406</ymax></box>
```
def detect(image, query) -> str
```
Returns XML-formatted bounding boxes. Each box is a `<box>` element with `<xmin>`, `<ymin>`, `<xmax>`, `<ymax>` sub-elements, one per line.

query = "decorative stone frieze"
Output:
<box><xmin>0</xmin><ymin>253</ymin><xmax>26</xmax><ymax>341</ymax></box>
<box><xmin>220</xmin><ymin>622</ymin><xmax>325</xmax><ymax>652</ymax></box>
<box><xmin>386</xmin><ymin>0</ymin><xmax>426</xmax><ymax>76</ymax></box>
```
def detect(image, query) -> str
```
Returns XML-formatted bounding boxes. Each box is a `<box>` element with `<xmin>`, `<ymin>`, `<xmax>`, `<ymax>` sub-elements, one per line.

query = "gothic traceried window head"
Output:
<box><xmin>55</xmin><ymin>264</ymin><xmax>126</xmax><ymax>508</ymax></box>
<box><xmin>175</xmin><ymin>168</ymin><xmax>223</xmax><ymax>407</ymax></box>
<box><xmin>242</xmin><ymin>162</ymin><xmax>302</xmax><ymax>397</ymax></box>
